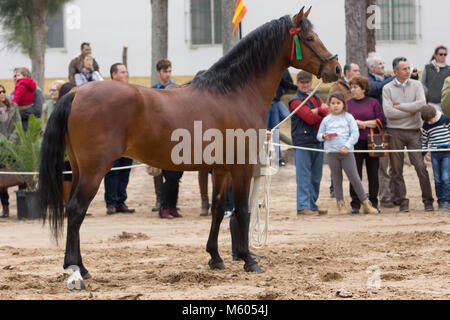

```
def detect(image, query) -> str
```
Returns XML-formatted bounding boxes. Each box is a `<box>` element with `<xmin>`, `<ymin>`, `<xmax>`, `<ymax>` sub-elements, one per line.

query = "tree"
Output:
<box><xmin>221</xmin><ymin>0</ymin><xmax>239</xmax><ymax>56</ymax></box>
<box><xmin>345</xmin><ymin>0</ymin><xmax>368</xmax><ymax>76</ymax></box>
<box><xmin>150</xmin><ymin>0</ymin><xmax>168</xmax><ymax>87</ymax></box>
<box><xmin>0</xmin><ymin>0</ymin><xmax>71</xmax><ymax>89</ymax></box>
<box><xmin>366</xmin><ymin>0</ymin><xmax>377</xmax><ymax>55</ymax></box>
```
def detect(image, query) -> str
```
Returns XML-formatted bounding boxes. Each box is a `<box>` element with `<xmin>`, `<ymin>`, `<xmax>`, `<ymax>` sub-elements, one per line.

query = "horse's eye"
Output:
<box><xmin>307</xmin><ymin>36</ymin><xmax>314</xmax><ymax>42</ymax></box>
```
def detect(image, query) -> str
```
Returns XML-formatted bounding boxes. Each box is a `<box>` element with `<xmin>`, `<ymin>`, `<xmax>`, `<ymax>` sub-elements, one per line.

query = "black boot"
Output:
<box><xmin>0</xmin><ymin>205</ymin><xmax>9</xmax><ymax>218</ymax></box>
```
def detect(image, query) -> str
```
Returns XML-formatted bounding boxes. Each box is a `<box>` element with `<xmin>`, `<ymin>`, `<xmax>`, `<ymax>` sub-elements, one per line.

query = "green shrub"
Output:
<box><xmin>0</xmin><ymin>115</ymin><xmax>42</xmax><ymax>191</ymax></box>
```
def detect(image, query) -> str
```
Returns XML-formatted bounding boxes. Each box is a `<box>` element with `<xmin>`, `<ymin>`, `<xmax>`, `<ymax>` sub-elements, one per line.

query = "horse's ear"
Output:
<box><xmin>293</xmin><ymin>6</ymin><xmax>305</xmax><ymax>27</ymax></box>
<box><xmin>305</xmin><ymin>6</ymin><xmax>312</xmax><ymax>17</ymax></box>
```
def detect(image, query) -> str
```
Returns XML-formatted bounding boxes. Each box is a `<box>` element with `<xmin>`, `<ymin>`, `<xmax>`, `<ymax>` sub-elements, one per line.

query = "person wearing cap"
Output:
<box><xmin>289</xmin><ymin>71</ymin><xmax>330</xmax><ymax>216</ymax></box>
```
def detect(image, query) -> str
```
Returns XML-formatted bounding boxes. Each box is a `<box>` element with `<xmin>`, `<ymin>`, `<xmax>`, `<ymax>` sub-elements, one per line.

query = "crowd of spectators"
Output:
<box><xmin>0</xmin><ymin>43</ymin><xmax>449</xmax><ymax>220</ymax></box>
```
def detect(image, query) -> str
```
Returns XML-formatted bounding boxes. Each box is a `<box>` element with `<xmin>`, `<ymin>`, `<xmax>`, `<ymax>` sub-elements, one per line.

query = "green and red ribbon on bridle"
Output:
<box><xmin>290</xmin><ymin>27</ymin><xmax>303</xmax><ymax>61</ymax></box>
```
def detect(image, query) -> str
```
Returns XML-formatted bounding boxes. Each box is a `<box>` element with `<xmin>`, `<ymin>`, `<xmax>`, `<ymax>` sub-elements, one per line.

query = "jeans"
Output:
<box><xmin>431</xmin><ymin>151</ymin><xmax>450</xmax><ymax>205</ymax></box>
<box><xmin>294</xmin><ymin>146</ymin><xmax>324</xmax><ymax>211</ymax></box>
<box><xmin>225</xmin><ymin>181</ymin><xmax>234</xmax><ymax>212</ymax></box>
<box><xmin>104</xmin><ymin>157</ymin><xmax>133</xmax><ymax>207</ymax></box>
<box><xmin>266</xmin><ymin>101</ymin><xmax>290</xmax><ymax>160</ymax></box>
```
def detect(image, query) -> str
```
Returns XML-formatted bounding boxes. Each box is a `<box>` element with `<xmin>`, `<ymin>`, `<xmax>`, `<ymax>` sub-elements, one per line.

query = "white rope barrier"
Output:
<box><xmin>0</xmin><ymin>163</ymin><xmax>147</xmax><ymax>175</ymax></box>
<box><xmin>271</xmin><ymin>142</ymin><xmax>450</xmax><ymax>154</ymax></box>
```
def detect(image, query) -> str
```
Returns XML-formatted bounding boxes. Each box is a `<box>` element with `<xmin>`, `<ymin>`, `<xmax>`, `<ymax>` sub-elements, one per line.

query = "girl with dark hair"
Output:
<box><xmin>317</xmin><ymin>91</ymin><xmax>378</xmax><ymax>215</ymax></box>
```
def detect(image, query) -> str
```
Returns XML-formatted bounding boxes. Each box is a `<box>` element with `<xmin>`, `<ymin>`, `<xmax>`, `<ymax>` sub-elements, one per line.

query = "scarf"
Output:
<box><xmin>0</xmin><ymin>103</ymin><xmax>7</xmax><ymax>123</ymax></box>
<box><xmin>431</xmin><ymin>59</ymin><xmax>447</xmax><ymax>73</ymax></box>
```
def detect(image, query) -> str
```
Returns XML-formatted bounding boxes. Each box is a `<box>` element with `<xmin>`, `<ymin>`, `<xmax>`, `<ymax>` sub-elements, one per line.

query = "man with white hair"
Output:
<box><xmin>367</xmin><ymin>53</ymin><xmax>395</xmax><ymax>208</ymax></box>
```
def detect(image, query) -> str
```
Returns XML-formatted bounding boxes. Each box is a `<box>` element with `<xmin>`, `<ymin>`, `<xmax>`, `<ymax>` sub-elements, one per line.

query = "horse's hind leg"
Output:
<box><xmin>231</xmin><ymin>166</ymin><xmax>262</xmax><ymax>273</ymax></box>
<box><xmin>63</xmin><ymin>172</ymin><xmax>105</xmax><ymax>288</ymax></box>
<box><xmin>206</xmin><ymin>169</ymin><xmax>231</xmax><ymax>270</ymax></box>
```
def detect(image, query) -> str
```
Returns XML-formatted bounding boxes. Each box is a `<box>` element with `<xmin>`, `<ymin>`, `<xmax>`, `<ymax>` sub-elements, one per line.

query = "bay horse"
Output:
<box><xmin>38</xmin><ymin>7</ymin><xmax>341</xmax><ymax>288</ymax></box>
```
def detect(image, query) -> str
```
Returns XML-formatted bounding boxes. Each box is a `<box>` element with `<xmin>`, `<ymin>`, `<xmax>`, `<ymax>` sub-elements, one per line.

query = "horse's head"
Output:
<box><xmin>289</xmin><ymin>7</ymin><xmax>341</xmax><ymax>83</ymax></box>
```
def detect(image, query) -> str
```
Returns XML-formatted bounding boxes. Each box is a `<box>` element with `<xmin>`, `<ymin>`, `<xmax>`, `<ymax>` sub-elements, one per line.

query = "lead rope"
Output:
<box><xmin>249</xmin><ymin>80</ymin><xmax>324</xmax><ymax>249</ymax></box>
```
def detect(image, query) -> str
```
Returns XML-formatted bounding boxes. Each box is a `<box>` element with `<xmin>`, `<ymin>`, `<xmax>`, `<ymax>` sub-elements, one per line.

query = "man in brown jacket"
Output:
<box><xmin>328</xmin><ymin>62</ymin><xmax>360</xmax><ymax>101</ymax></box>
<box><xmin>68</xmin><ymin>42</ymin><xmax>100</xmax><ymax>84</ymax></box>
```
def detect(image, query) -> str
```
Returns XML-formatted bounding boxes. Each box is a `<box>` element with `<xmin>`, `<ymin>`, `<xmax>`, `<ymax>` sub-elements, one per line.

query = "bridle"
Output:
<box><xmin>290</xmin><ymin>27</ymin><xmax>338</xmax><ymax>79</ymax></box>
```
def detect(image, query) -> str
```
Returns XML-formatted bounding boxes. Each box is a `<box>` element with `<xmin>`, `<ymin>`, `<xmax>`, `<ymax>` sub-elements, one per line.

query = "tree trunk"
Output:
<box><xmin>29</xmin><ymin>0</ymin><xmax>46</xmax><ymax>89</ymax></box>
<box><xmin>221</xmin><ymin>0</ymin><xmax>239</xmax><ymax>56</ymax></box>
<box><xmin>345</xmin><ymin>0</ymin><xmax>368</xmax><ymax>76</ymax></box>
<box><xmin>150</xmin><ymin>0</ymin><xmax>168</xmax><ymax>86</ymax></box>
<box><xmin>366</xmin><ymin>0</ymin><xmax>376</xmax><ymax>55</ymax></box>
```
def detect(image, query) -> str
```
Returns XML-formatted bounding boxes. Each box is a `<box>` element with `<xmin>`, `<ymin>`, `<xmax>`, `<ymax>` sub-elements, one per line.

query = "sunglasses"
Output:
<box><xmin>438</xmin><ymin>53</ymin><xmax>448</xmax><ymax>56</ymax></box>
<box><xmin>0</xmin><ymin>90</ymin><xmax>5</xmax><ymax>94</ymax></box>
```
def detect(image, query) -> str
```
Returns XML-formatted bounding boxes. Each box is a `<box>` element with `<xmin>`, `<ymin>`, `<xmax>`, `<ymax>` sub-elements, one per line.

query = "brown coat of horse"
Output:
<box><xmin>39</xmin><ymin>7</ymin><xmax>341</xmax><ymax>289</ymax></box>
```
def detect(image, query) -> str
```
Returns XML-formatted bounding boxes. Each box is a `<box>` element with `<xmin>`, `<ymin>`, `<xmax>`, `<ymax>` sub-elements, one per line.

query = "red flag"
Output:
<box><xmin>232</xmin><ymin>0</ymin><xmax>247</xmax><ymax>37</ymax></box>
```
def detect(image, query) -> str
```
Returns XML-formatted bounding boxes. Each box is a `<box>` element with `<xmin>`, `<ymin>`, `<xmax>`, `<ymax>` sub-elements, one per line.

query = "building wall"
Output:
<box><xmin>0</xmin><ymin>0</ymin><xmax>448</xmax><ymax>79</ymax></box>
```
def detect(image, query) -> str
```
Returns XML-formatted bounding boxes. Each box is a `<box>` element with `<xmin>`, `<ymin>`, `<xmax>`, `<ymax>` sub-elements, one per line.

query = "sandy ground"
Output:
<box><xmin>0</xmin><ymin>151</ymin><xmax>449</xmax><ymax>300</ymax></box>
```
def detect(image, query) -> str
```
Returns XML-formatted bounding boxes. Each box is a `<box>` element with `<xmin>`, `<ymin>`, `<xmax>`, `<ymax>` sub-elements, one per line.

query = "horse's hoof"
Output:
<box><xmin>244</xmin><ymin>263</ymin><xmax>263</xmax><ymax>273</ymax></box>
<box><xmin>208</xmin><ymin>259</ymin><xmax>226</xmax><ymax>270</ymax></box>
<box><xmin>66</xmin><ymin>265</ymin><xmax>86</xmax><ymax>290</ymax></box>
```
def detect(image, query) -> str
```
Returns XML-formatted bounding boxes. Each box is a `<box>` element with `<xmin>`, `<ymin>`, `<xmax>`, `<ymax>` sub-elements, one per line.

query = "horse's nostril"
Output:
<box><xmin>336</xmin><ymin>66</ymin><xmax>341</xmax><ymax>76</ymax></box>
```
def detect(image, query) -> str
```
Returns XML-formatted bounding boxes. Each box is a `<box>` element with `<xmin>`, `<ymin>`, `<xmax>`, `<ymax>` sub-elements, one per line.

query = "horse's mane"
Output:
<box><xmin>191</xmin><ymin>15</ymin><xmax>313</xmax><ymax>94</ymax></box>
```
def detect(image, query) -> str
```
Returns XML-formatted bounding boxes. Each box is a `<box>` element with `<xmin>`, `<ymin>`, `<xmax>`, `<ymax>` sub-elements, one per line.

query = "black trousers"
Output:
<box><xmin>160</xmin><ymin>170</ymin><xmax>183</xmax><ymax>209</ymax></box>
<box><xmin>0</xmin><ymin>190</ymin><xmax>8</xmax><ymax>206</ymax></box>
<box><xmin>350</xmin><ymin>140</ymin><xmax>380</xmax><ymax>209</ymax></box>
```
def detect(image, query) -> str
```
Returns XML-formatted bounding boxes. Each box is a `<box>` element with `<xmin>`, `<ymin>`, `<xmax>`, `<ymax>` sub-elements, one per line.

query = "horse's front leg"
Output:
<box><xmin>206</xmin><ymin>169</ymin><xmax>231</xmax><ymax>270</ymax></box>
<box><xmin>231</xmin><ymin>166</ymin><xmax>263</xmax><ymax>273</ymax></box>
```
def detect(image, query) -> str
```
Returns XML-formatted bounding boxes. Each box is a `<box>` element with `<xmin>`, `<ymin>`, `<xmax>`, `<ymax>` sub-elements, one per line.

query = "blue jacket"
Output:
<box><xmin>368</xmin><ymin>71</ymin><xmax>395</xmax><ymax>107</ymax></box>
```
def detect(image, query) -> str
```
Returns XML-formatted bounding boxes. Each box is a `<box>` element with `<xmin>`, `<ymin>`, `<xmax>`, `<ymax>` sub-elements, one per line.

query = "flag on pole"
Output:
<box><xmin>232</xmin><ymin>0</ymin><xmax>247</xmax><ymax>37</ymax></box>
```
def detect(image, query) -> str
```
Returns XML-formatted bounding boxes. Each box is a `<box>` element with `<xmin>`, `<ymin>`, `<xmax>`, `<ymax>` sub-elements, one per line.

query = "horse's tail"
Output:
<box><xmin>38</xmin><ymin>92</ymin><xmax>75</xmax><ymax>241</ymax></box>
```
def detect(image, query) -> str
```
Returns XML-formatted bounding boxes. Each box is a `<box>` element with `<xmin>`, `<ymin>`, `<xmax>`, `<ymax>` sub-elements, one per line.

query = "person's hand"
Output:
<box><xmin>425</xmin><ymin>152</ymin><xmax>431</xmax><ymax>162</ymax></box>
<box><xmin>311</xmin><ymin>108</ymin><xmax>319</xmax><ymax>114</ymax></box>
<box><xmin>393</xmin><ymin>104</ymin><xmax>401</xmax><ymax>110</ymax></box>
<box><xmin>339</xmin><ymin>146</ymin><xmax>349</xmax><ymax>154</ymax></box>
<box><xmin>356</xmin><ymin>120</ymin><xmax>366</xmax><ymax>129</ymax></box>
<box><xmin>323</xmin><ymin>133</ymin><xmax>332</xmax><ymax>141</ymax></box>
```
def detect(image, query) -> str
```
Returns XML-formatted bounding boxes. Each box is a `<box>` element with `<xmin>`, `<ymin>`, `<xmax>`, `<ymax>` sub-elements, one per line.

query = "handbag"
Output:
<box><xmin>367</xmin><ymin>119</ymin><xmax>391</xmax><ymax>157</ymax></box>
<box><xmin>146</xmin><ymin>166</ymin><xmax>162</xmax><ymax>176</ymax></box>
<box><xmin>0</xmin><ymin>165</ymin><xmax>24</xmax><ymax>189</ymax></box>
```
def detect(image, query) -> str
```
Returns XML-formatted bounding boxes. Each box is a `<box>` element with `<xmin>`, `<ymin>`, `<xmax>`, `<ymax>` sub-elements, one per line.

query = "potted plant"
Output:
<box><xmin>0</xmin><ymin>115</ymin><xmax>42</xmax><ymax>220</ymax></box>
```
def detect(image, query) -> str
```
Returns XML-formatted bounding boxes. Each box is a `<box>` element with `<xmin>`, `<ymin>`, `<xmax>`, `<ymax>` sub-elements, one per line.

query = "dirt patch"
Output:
<box><xmin>0</xmin><ymin>163</ymin><xmax>449</xmax><ymax>299</ymax></box>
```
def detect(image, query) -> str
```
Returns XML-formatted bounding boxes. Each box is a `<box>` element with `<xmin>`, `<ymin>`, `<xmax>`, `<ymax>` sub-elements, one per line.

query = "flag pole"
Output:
<box><xmin>239</xmin><ymin>22</ymin><xmax>242</xmax><ymax>40</ymax></box>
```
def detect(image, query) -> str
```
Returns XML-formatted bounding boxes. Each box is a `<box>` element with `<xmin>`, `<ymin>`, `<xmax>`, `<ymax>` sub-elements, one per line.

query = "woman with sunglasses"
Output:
<box><xmin>0</xmin><ymin>84</ymin><xmax>22</xmax><ymax>218</ymax></box>
<box><xmin>421</xmin><ymin>45</ymin><xmax>450</xmax><ymax>113</ymax></box>
<box><xmin>42</xmin><ymin>80</ymin><xmax>64</xmax><ymax>129</ymax></box>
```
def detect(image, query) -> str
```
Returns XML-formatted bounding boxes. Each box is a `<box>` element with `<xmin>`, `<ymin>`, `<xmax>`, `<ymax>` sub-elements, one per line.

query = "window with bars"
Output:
<box><xmin>376</xmin><ymin>0</ymin><xmax>417</xmax><ymax>41</ymax></box>
<box><xmin>191</xmin><ymin>0</ymin><xmax>222</xmax><ymax>45</ymax></box>
<box><xmin>46</xmin><ymin>10</ymin><xmax>65</xmax><ymax>48</ymax></box>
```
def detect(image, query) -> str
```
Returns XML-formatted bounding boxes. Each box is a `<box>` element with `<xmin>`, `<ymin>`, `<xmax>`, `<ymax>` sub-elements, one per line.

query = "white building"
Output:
<box><xmin>0</xmin><ymin>0</ymin><xmax>448</xmax><ymax>79</ymax></box>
